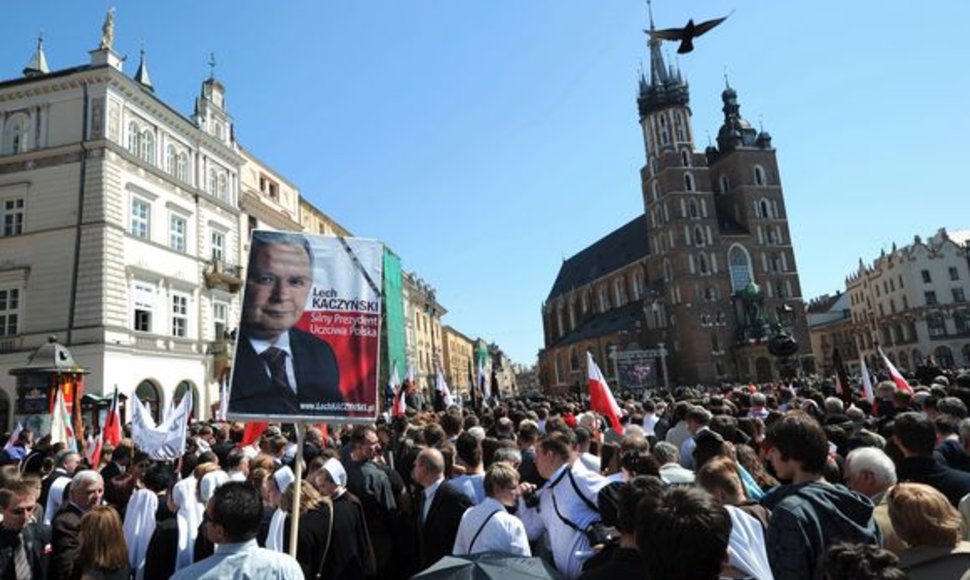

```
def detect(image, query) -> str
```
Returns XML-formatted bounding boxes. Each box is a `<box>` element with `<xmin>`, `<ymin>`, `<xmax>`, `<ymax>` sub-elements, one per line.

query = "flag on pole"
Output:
<box><xmin>436</xmin><ymin>369</ymin><xmax>454</xmax><ymax>408</ymax></box>
<box><xmin>131</xmin><ymin>392</ymin><xmax>192</xmax><ymax>460</ymax></box>
<box><xmin>587</xmin><ymin>352</ymin><xmax>623</xmax><ymax>434</ymax></box>
<box><xmin>241</xmin><ymin>422</ymin><xmax>268</xmax><ymax>448</ymax></box>
<box><xmin>69</xmin><ymin>379</ymin><xmax>85</xmax><ymax>452</ymax></box>
<box><xmin>85</xmin><ymin>432</ymin><xmax>103</xmax><ymax>469</ymax></box>
<box><xmin>390</xmin><ymin>361</ymin><xmax>407</xmax><ymax>417</ymax></box>
<box><xmin>477</xmin><ymin>360</ymin><xmax>489</xmax><ymax>400</ymax></box>
<box><xmin>877</xmin><ymin>346</ymin><xmax>913</xmax><ymax>394</ymax></box>
<box><xmin>860</xmin><ymin>355</ymin><xmax>876</xmax><ymax>405</ymax></box>
<box><xmin>50</xmin><ymin>387</ymin><xmax>77</xmax><ymax>452</ymax></box>
<box><xmin>832</xmin><ymin>348</ymin><xmax>853</xmax><ymax>406</ymax></box>
<box><xmin>3</xmin><ymin>422</ymin><xmax>23</xmax><ymax>451</ymax></box>
<box><xmin>103</xmin><ymin>386</ymin><xmax>122</xmax><ymax>447</ymax></box>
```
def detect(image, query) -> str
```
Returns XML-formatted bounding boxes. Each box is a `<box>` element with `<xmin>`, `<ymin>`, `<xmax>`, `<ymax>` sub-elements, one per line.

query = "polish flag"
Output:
<box><xmin>877</xmin><ymin>346</ymin><xmax>913</xmax><ymax>394</ymax></box>
<box><xmin>436</xmin><ymin>369</ymin><xmax>454</xmax><ymax>408</ymax></box>
<box><xmin>390</xmin><ymin>362</ymin><xmax>407</xmax><ymax>418</ymax></box>
<box><xmin>241</xmin><ymin>422</ymin><xmax>268</xmax><ymax>447</ymax></box>
<box><xmin>50</xmin><ymin>388</ymin><xmax>77</xmax><ymax>452</ymax></box>
<box><xmin>587</xmin><ymin>352</ymin><xmax>623</xmax><ymax>434</ymax></box>
<box><xmin>103</xmin><ymin>386</ymin><xmax>123</xmax><ymax>447</ymax></box>
<box><xmin>859</xmin><ymin>356</ymin><xmax>876</xmax><ymax>404</ymax></box>
<box><xmin>85</xmin><ymin>432</ymin><xmax>103</xmax><ymax>469</ymax></box>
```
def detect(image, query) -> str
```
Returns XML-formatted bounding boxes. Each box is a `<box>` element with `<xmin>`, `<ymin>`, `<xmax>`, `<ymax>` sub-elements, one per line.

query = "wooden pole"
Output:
<box><xmin>287</xmin><ymin>423</ymin><xmax>306</xmax><ymax>559</ymax></box>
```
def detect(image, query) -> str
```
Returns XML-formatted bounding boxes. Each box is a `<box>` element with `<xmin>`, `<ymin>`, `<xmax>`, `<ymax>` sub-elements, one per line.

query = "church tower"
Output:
<box><xmin>636</xmin><ymin>6</ymin><xmax>812</xmax><ymax>384</ymax></box>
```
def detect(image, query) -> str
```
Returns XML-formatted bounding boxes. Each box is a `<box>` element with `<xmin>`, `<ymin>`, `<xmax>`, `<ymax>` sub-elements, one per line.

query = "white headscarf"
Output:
<box><xmin>322</xmin><ymin>458</ymin><xmax>347</xmax><ymax>488</ymax></box>
<box><xmin>266</xmin><ymin>466</ymin><xmax>295</xmax><ymax>552</ymax></box>
<box><xmin>43</xmin><ymin>477</ymin><xmax>70</xmax><ymax>525</ymax></box>
<box><xmin>199</xmin><ymin>470</ymin><xmax>230</xmax><ymax>504</ymax></box>
<box><xmin>171</xmin><ymin>476</ymin><xmax>201</xmax><ymax>570</ymax></box>
<box><xmin>123</xmin><ymin>489</ymin><xmax>158</xmax><ymax>580</ymax></box>
<box><xmin>725</xmin><ymin>505</ymin><xmax>774</xmax><ymax>580</ymax></box>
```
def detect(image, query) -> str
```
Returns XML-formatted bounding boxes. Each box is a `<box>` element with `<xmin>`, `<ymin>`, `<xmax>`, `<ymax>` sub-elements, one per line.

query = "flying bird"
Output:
<box><xmin>647</xmin><ymin>11</ymin><xmax>733</xmax><ymax>54</ymax></box>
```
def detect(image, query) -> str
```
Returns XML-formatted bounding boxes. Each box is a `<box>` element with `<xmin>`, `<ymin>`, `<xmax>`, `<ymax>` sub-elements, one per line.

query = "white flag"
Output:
<box><xmin>436</xmin><ymin>370</ymin><xmax>454</xmax><ymax>408</ymax></box>
<box><xmin>132</xmin><ymin>393</ymin><xmax>192</xmax><ymax>460</ymax></box>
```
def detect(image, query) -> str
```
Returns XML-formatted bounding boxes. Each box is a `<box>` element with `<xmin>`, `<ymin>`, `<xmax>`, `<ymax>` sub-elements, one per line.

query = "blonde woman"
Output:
<box><xmin>888</xmin><ymin>482</ymin><xmax>970</xmax><ymax>579</ymax></box>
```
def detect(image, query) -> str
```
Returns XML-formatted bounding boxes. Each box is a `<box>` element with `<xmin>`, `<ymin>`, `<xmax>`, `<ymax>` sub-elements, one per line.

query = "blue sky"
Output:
<box><xmin>4</xmin><ymin>2</ymin><xmax>968</xmax><ymax>365</ymax></box>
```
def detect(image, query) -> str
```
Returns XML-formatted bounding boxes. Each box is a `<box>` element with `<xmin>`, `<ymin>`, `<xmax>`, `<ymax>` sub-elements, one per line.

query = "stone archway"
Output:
<box><xmin>173</xmin><ymin>380</ymin><xmax>198</xmax><ymax>417</ymax></box>
<box><xmin>135</xmin><ymin>379</ymin><xmax>162</xmax><ymax>423</ymax></box>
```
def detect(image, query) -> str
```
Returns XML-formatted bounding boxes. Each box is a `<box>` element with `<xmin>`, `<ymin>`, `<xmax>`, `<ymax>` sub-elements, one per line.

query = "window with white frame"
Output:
<box><xmin>140</xmin><ymin>130</ymin><xmax>155</xmax><ymax>165</ymax></box>
<box><xmin>127</xmin><ymin>122</ymin><xmax>140</xmax><ymax>154</ymax></box>
<box><xmin>171</xmin><ymin>294</ymin><xmax>188</xmax><ymax>337</ymax></box>
<box><xmin>213</xmin><ymin>301</ymin><xmax>228</xmax><ymax>339</ymax></box>
<box><xmin>0</xmin><ymin>287</ymin><xmax>21</xmax><ymax>336</ymax></box>
<box><xmin>169</xmin><ymin>214</ymin><xmax>186</xmax><ymax>252</ymax></box>
<box><xmin>176</xmin><ymin>153</ymin><xmax>188</xmax><ymax>182</ymax></box>
<box><xmin>132</xmin><ymin>282</ymin><xmax>154</xmax><ymax>333</ymax></box>
<box><xmin>4</xmin><ymin>114</ymin><xmax>30</xmax><ymax>154</ymax></box>
<box><xmin>165</xmin><ymin>145</ymin><xmax>176</xmax><ymax>175</ymax></box>
<box><xmin>211</xmin><ymin>230</ymin><xmax>225</xmax><ymax>261</ymax></box>
<box><xmin>208</xmin><ymin>168</ymin><xmax>218</xmax><ymax>194</ymax></box>
<box><xmin>131</xmin><ymin>198</ymin><xmax>150</xmax><ymax>239</ymax></box>
<box><xmin>2</xmin><ymin>198</ymin><xmax>25</xmax><ymax>236</ymax></box>
<box><xmin>217</xmin><ymin>174</ymin><xmax>227</xmax><ymax>200</ymax></box>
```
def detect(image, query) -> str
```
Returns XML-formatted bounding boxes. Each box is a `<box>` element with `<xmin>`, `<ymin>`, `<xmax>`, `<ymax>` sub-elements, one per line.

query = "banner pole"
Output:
<box><xmin>287</xmin><ymin>422</ymin><xmax>306</xmax><ymax>559</ymax></box>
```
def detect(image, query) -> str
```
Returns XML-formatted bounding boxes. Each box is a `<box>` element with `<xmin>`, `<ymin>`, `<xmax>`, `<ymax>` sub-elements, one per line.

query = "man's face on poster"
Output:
<box><xmin>242</xmin><ymin>242</ymin><xmax>312</xmax><ymax>341</ymax></box>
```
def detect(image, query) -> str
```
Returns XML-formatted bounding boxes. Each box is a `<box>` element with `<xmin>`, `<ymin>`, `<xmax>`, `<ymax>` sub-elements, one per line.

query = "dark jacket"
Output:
<box><xmin>230</xmin><ymin>327</ymin><xmax>343</xmax><ymax>416</ymax></box>
<box><xmin>896</xmin><ymin>455</ymin><xmax>970</xmax><ymax>506</ymax></box>
<box><xmin>50</xmin><ymin>503</ymin><xmax>85</xmax><ymax>580</ymax></box>
<box><xmin>761</xmin><ymin>481</ymin><xmax>880</xmax><ymax>580</ymax></box>
<box><xmin>0</xmin><ymin>522</ymin><xmax>51</xmax><ymax>580</ymax></box>
<box><xmin>898</xmin><ymin>541</ymin><xmax>970</xmax><ymax>580</ymax></box>
<box><xmin>578</xmin><ymin>547</ymin><xmax>647</xmax><ymax>580</ymax></box>
<box><xmin>418</xmin><ymin>481</ymin><xmax>473</xmax><ymax>569</ymax></box>
<box><xmin>39</xmin><ymin>469</ymin><xmax>71</xmax><ymax>512</ymax></box>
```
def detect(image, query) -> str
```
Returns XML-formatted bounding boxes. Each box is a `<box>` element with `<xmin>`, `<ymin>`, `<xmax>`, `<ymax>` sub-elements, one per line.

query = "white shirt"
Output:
<box><xmin>517</xmin><ymin>460</ymin><xmax>607</xmax><ymax>580</ymax></box>
<box><xmin>658</xmin><ymin>462</ymin><xmax>695</xmax><ymax>485</ymax></box>
<box><xmin>665</xmin><ymin>420</ymin><xmax>691</xmax><ymax>448</ymax></box>
<box><xmin>642</xmin><ymin>413</ymin><xmax>660</xmax><ymax>436</ymax></box>
<box><xmin>170</xmin><ymin>539</ymin><xmax>303</xmax><ymax>580</ymax></box>
<box><xmin>422</xmin><ymin>476</ymin><xmax>444</xmax><ymax>524</ymax></box>
<box><xmin>247</xmin><ymin>333</ymin><xmax>298</xmax><ymax>395</ymax></box>
<box><xmin>452</xmin><ymin>497</ymin><xmax>531</xmax><ymax>556</ymax></box>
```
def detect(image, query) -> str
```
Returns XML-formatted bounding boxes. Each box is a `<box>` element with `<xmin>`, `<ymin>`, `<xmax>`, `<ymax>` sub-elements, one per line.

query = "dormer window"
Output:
<box><xmin>259</xmin><ymin>174</ymin><xmax>279</xmax><ymax>200</ymax></box>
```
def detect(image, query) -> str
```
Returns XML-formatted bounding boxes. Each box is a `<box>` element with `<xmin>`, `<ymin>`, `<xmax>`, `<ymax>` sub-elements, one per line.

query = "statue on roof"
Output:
<box><xmin>99</xmin><ymin>7</ymin><xmax>116</xmax><ymax>50</ymax></box>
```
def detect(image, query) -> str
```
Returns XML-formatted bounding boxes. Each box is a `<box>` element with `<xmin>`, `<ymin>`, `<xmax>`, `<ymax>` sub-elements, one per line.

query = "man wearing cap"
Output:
<box><xmin>230</xmin><ymin>231</ymin><xmax>343</xmax><ymax>416</ymax></box>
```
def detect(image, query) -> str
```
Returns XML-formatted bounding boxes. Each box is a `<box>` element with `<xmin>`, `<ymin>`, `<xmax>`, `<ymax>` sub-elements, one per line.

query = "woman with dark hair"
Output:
<box><xmin>77</xmin><ymin>505</ymin><xmax>130</xmax><ymax>580</ymax></box>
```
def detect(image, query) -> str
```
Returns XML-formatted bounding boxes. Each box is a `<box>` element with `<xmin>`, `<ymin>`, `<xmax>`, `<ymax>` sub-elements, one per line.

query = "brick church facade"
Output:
<box><xmin>539</xmin><ymin>21</ymin><xmax>813</xmax><ymax>393</ymax></box>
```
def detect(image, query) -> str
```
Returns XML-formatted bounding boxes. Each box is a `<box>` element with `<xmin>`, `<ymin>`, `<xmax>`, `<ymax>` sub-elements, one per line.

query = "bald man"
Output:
<box><xmin>412</xmin><ymin>447</ymin><xmax>473</xmax><ymax>569</ymax></box>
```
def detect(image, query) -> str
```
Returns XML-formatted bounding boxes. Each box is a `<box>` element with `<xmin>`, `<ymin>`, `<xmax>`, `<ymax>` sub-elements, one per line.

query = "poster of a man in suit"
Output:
<box><xmin>228</xmin><ymin>231</ymin><xmax>383</xmax><ymax>422</ymax></box>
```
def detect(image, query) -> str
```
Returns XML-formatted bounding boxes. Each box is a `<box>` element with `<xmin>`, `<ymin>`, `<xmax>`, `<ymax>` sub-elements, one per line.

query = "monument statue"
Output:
<box><xmin>99</xmin><ymin>8</ymin><xmax>115</xmax><ymax>50</ymax></box>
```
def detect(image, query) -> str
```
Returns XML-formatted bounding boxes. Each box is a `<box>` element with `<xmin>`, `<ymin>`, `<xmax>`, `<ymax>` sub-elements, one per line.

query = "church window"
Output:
<box><xmin>758</xmin><ymin>199</ymin><xmax>771</xmax><ymax>219</ymax></box>
<box><xmin>728</xmin><ymin>245</ymin><xmax>753</xmax><ymax>292</ymax></box>
<box><xmin>694</xmin><ymin>226</ymin><xmax>705</xmax><ymax>247</ymax></box>
<box><xmin>651</xmin><ymin>181</ymin><xmax>661</xmax><ymax>202</ymax></box>
<box><xmin>675</xmin><ymin>113</ymin><xmax>686</xmax><ymax>142</ymax></box>
<box><xmin>663</xmin><ymin>259</ymin><xmax>673</xmax><ymax>283</ymax></box>
<box><xmin>698</xmin><ymin>254</ymin><xmax>709</xmax><ymax>274</ymax></box>
<box><xmin>719</xmin><ymin>175</ymin><xmax>730</xmax><ymax>194</ymax></box>
<box><xmin>684</xmin><ymin>173</ymin><xmax>695</xmax><ymax>192</ymax></box>
<box><xmin>754</xmin><ymin>165</ymin><xmax>766</xmax><ymax>186</ymax></box>
<box><xmin>681</xmin><ymin>150</ymin><xmax>690</xmax><ymax>166</ymax></box>
<box><xmin>688</xmin><ymin>200</ymin><xmax>699</xmax><ymax>219</ymax></box>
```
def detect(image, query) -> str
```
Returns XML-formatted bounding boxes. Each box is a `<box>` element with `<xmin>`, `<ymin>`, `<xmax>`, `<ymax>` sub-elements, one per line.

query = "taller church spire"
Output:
<box><xmin>23</xmin><ymin>33</ymin><xmax>50</xmax><ymax>78</ymax></box>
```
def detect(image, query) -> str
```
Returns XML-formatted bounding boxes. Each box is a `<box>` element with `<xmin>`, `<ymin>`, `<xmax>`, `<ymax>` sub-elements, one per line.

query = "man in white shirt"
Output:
<box><xmin>518</xmin><ymin>433</ymin><xmax>607</xmax><ymax>580</ymax></box>
<box><xmin>171</xmin><ymin>482</ymin><xmax>302</xmax><ymax>580</ymax></box>
<box><xmin>453</xmin><ymin>462</ymin><xmax>531</xmax><ymax>556</ymax></box>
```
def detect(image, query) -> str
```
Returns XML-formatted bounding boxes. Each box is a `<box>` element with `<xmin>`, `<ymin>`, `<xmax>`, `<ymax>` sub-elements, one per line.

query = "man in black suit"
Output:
<box><xmin>0</xmin><ymin>480</ymin><xmax>51</xmax><ymax>580</ymax></box>
<box><xmin>50</xmin><ymin>470</ymin><xmax>104</xmax><ymax>580</ymax></box>
<box><xmin>99</xmin><ymin>442</ymin><xmax>131</xmax><ymax>483</ymax></box>
<box><xmin>230</xmin><ymin>232</ymin><xmax>343</xmax><ymax>416</ymax></box>
<box><xmin>412</xmin><ymin>447</ymin><xmax>472</xmax><ymax>570</ymax></box>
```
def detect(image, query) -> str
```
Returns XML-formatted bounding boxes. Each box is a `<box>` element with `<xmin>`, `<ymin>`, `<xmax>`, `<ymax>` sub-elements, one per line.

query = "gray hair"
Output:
<box><xmin>653</xmin><ymin>441</ymin><xmax>680</xmax><ymax>465</ymax></box>
<box><xmin>846</xmin><ymin>447</ymin><xmax>896</xmax><ymax>488</ymax></box>
<box><xmin>492</xmin><ymin>447</ymin><xmax>522</xmax><ymax>466</ymax></box>
<box><xmin>72</xmin><ymin>469</ymin><xmax>103</xmax><ymax>487</ymax></box>
<box><xmin>824</xmin><ymin>397</ymin><xmax>844</xmax><ymax>415</ymax></box>
<box><xmin>250</xmin><ymin>230</ymin><xmax>314</xmax><ymax>270</ymax></box>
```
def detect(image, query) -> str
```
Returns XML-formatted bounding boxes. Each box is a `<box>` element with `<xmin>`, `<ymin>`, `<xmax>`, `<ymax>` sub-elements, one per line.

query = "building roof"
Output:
<box><xmin>546</xmin><ymin>215</ymin><xmax>649</xmax><ymax>302</ymax></box>
<box><xmin>547</xmin><ymin>299</ymin><xmax>645</xmax><ymax>349</ymax></box>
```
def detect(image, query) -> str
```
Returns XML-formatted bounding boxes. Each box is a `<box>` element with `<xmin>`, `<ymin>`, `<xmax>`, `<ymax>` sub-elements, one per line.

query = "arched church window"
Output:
<box><xmin>688</xmin><ymin>200</ymin><xmax>699</xmax><ymax>219</ymax></box>
<box><xmin>754</xmin><ymin>165</ymin><xmax>766</xmax><ymax>186</ymax></box>
<box><xmin>694</xmin><ymin>226</ymin><xmax>704</xmax><ymax>246</ymax></box>
<box><xmin>759</xmin><ymin>199</ymin><xmax>771</xmax><ymax>219</ymax></box>
<box><xmin>728</xmin><ymin>245</ymin><xmax>753</xmax><ymax>292</ymax></box>
<box><xmin>698</xmin><ymin>253</ymin><xmax>709</xmax><ymax>274</ymax></box>
<box><xmin>684</xmin><ymin>173</ymin><xmax>695</xmax><ymax>192</ymax></box>
<box><xmin>681</xmin><ymin>150</ymin><xmax>690</xmax><ymax>166</ymax></box>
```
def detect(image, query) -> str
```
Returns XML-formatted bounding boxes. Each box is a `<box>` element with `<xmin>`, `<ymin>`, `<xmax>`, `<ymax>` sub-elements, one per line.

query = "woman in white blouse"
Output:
<box><xmin>452</xmin><ymin>461</ymin><xmax>531</xmax><ymax>557</ymax></box>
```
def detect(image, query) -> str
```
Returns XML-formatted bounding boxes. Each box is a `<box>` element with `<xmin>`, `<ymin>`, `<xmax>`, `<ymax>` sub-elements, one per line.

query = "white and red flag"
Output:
<box><xmin>860</xmin><ymin>356</ymin><xmax>876</xmax><ymax>404</ymax></box>
<box><xmin>877</xmin><ymin>346</ymin><xmax>913</xmax><ymax>394</ymax></box>
<box><xmin>390</xmin><ymin>361</ymin><xmax>407</xmax><ymax>417</ymax></box>
<box><xmin>85</xmin><ymin>433</ymin><xmax>103</xmax><ymax>468</ymax></box>
<box><xmin>587</xmin><ymin>352</ymin><xmax>623</xmax><ymax>434</ymax></box>
<box><xmin>50</xmin><ymin>388</ymin><xmax>77</xmax><ymax>452</ymax></box>
<box><xmin>103</xmin><ymin>386</ymin><xmax>123</xmax><ymax>447</ymax></box>
<box><xmin>436</xmin><ymin>369</ymin><xmax>454</xmax><ymax>408</ymax></box>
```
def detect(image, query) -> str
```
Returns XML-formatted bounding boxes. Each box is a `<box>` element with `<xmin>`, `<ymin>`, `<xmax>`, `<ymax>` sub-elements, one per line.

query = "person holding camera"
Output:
<box><xmin>518</xmin><ymin>432</ymin><xmax>608</xmax><ymax>580</ymax></box>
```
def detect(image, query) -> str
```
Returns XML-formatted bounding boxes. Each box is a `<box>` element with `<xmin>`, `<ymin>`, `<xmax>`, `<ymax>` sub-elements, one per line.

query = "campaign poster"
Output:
<box><xmin>228</xmin><ymin>230</ymin><xmax>383</xmax><ymax>422</ymax></box>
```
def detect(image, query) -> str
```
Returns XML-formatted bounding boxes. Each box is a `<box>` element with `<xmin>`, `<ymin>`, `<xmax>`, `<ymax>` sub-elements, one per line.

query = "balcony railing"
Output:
<box><xmin>204</xmin><ymin>259</ymin><xmax>243</xmax><ymax>292</ymax></box>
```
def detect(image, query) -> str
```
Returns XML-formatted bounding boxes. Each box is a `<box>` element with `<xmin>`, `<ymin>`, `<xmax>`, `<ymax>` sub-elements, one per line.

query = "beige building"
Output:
<box><xmin>442</xmin><ymin>326</ymin><xmax>474</xmax><ymax>397</ymax></box>
<box><xmin>403</xmin><ymin>273</ymin><xmax>446</xmax><ymax>397</ymax></box>
<box><xmin>846</xmin><ymin>228</ymin><xmax>970</xmax><ymax>371</ymax></box>
<box><xmin>301</xmin><ymin>198</ymin><xmax>351</xmax><ymax>237</ymax></box>
<box><xmin>807</xmin><ymin>292</ymin><xmax>857</xmax><ymax>374</ymax></box>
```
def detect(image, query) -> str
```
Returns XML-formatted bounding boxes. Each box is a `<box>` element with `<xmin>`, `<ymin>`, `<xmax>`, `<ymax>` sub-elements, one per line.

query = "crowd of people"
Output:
<box><xmin>2</xmin><ymin>367</ymin><xmax>970</xmax><ymax>579</ymax></box>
